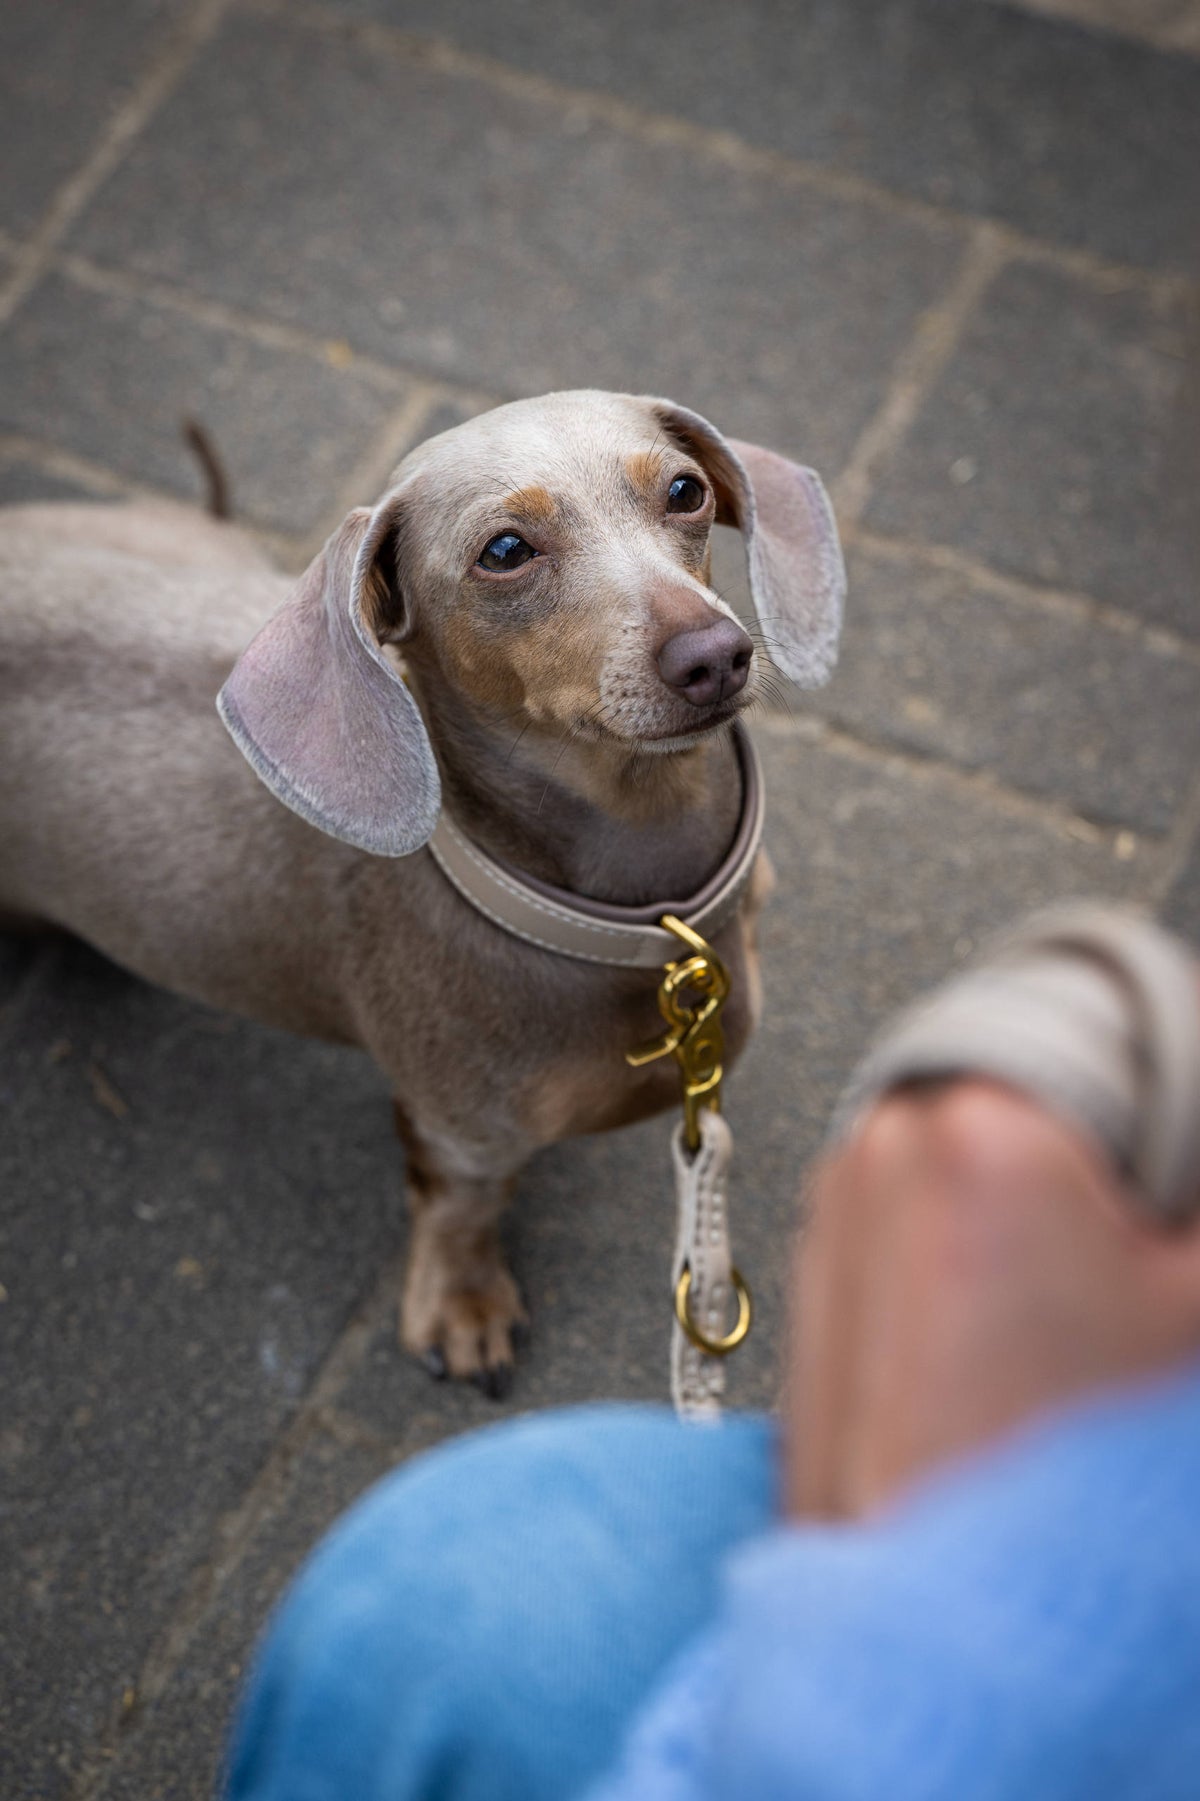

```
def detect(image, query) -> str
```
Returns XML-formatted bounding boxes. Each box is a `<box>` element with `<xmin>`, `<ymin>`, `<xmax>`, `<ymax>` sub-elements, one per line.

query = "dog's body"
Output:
<box><xmin>0</xmin><ymin>391</ymin><xmax>843</xmax><ymax>1389</ymax></box>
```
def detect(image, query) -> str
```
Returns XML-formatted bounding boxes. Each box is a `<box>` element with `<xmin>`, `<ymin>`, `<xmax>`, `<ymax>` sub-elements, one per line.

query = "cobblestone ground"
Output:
<box><xmin>1</xmin><ymin>2</ymin><xmax>1198</xmax><ymax>1795</ymax></box>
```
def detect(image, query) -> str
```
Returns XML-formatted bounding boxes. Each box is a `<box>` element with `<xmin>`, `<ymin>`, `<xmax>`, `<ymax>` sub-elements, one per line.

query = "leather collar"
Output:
<box><xmin>427</xmin><ymin>723</ymin><xmax>765</xmax><ymax>968</ymax></box>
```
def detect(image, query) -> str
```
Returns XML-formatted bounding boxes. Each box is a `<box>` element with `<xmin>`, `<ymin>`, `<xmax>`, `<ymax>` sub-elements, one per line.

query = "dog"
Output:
<box><xmin>0</xmin><ymin>390</ymin><xmax>844</xmax><ymax>1393</ymax></box>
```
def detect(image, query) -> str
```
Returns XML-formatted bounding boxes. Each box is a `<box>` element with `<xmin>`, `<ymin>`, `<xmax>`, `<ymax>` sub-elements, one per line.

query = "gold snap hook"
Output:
<box><xmin>625</xmin><ymin>915</ymin><xmax>731</xmax><ymax>1153</ymax></box>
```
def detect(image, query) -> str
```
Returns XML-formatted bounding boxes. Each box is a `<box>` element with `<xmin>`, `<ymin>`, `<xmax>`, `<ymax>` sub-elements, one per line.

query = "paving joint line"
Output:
<box><xmin>0</xmin><ymin>432</ymin><xmax>140</xmax><ymax>499</ymax></box>
<box><xmin>311</xmin><ymin>1402</ymin><xmax>411</xmax><ymax>1457</ymax></box>
<box><xmin>52</xmin><ymin>250</ymin><xmax>412</xmax><ymax>389</ymax></box>
<box><xmin>832</xmin><ymin>225</ymin><xmax>1009</xmax><ymax>528</ymax></box>
<box><xmin>0</xmin><ymin>429</ymin><xmax>306</xmax><ymax>570</ymax></box>
<box><xmin>848</xmin><ymin>526</ymin><xmax>1200</xmax><ymax>667</ymax></box>
<box><xmin>0</xmin><ymin>0</ymin><xmax>234</xmax><ymax>333</ymax></box>
<box><xmin>292</xmin><ymin>382</ymin><xmax>458</xmax><ymax>564</ymax></box>
<box><xmin>0</xmin><ymin>430</ymin><xmax>298</xmax><ymax>574</ymax></box>
<box><xmin>67</xmin><ymin>1247</ymin><xmax>408</xmax><ymax>1800</ymax></box>
<box><xmin>1008</xmin><ymin>0</ymin><xmax>1200</xmax><ymax>58</ymax></box>
<box><xmin>755</xmin><ymin>710</ymin><xmax>1155</xmax><ymax>854</ymax></box>
<box><xmin>252</xmin><ymin>0</ymin><xmax>1197</xmax><ymax>305</ymax></box>
<box><xmin>28</xmin><ymin>247</ymin><xmax>506</xmax><ymax>426</ymax></box>
<box><xmin>0</xmin><ymin>430</ymin><xmax>410</xmax><ymax>578</ymax></box>
<box><xmin>999</xmin><ymin>222</ymin><xmax>1197</xmax><ymax>303</ymax></box>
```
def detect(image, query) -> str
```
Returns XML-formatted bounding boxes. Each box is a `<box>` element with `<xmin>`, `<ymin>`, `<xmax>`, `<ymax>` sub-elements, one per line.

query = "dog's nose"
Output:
<box><xmin>656</xmin><ymin>617</ymin><xmax>754</xmax><ymax>708</ymax></box>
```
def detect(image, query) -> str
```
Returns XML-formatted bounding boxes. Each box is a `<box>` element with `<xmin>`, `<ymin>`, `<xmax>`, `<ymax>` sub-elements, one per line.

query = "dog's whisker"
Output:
<box><xmin>504</xmin><ymin>718</ymin><xmax>533</xmax><ymax>767</ymax></box>
<box><xmin>752</xmin><ymin>683</ymin><xmax>796</xmax><ymax>718</ymax></box>
<box><xmin>536</xmin><ymin>725</ymin><xmax>581</xmax><ymax>814</ymax></box>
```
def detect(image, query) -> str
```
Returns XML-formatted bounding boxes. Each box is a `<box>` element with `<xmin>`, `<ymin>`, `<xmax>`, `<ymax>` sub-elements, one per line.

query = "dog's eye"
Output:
<box><xmin>666</xmin><ymin>475</ymin><xmax>707</xmax><ymax>515</ymax></box>
<box><xmin>477</xmin><ymin>532</ymin><xmax>538</xmax><ymax>573</ymax></box>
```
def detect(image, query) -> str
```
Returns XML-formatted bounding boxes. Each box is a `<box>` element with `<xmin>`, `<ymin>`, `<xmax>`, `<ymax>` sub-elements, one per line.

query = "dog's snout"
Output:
<box><xmin>656</xmin><ymin>617</ymin><xmax>753</xmax><ymax>708</ymax></box>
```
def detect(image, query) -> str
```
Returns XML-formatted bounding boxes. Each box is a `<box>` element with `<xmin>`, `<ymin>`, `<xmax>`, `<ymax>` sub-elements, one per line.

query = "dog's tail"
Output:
<box><xmin>182</xmin><ymin>418</ymin><xmax>231</xmax><ymax>520</ymax></box>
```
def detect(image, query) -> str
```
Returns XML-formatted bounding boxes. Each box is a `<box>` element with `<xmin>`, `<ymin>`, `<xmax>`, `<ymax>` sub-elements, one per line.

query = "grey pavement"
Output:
<box><xmin>1</xmin><ymin>2</ymin><xmax>1198</xmax><ymax>1796</ymax></box>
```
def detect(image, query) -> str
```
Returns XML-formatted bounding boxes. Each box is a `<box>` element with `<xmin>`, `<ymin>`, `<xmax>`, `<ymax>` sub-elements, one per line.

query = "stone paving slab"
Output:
<box><xmin>0</xmin><ymin>935</ymin><xmax>43</xmax><ymax>1019</ymax></box>
<box><xmin>321</xmin><ymin>0</ymin><xmax>1200</xmax><ymax>273</ymax></box>
<box><xmin>715</xmin><ymin>525</ymin><xmax>1200</xmax><ymax>834</ymax></box>
<box><xmin>865</xmin><ymin>258</ymin><xmax>1198</xmax><ymax>637</ymax></box>
<box><xmin>0</xmin><ymin>0</ymin><xmax>190</xmax><ymax>239</ymax></box>
<box><xmin>0</xmin><ymin>937</ymin><xmax>404</xmax><ymax>1799</ymax></box>
<box><xmin>89</xmin><ymin>1429</ymin><xmax>401</xmax><ymax>1801</ymax></box>
<box><xmin>0</xmin><ymin>272</ymin><xmax>419</xmax><ymax>533</ymax></box>
<box><xmin>69</xmin><ymin>8</ymin><xmax>966</xmax><ymax>472</ymax></box>
<box><xmin>801</xmin><ymin>542</ymin><xmax>1200</xmax><ymax>832</ymax></box>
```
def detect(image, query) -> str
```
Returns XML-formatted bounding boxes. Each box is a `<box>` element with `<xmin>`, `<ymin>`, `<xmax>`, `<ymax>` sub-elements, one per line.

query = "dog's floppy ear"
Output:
<box><xmin>217</xmin><ymin>491</ymin><xmax>440</xmax><ymax>856</ymax></box>
<box><xmin>650</xmin><ymin>400</ymin><xmax>846</xmax><ymax>687</ymax></box>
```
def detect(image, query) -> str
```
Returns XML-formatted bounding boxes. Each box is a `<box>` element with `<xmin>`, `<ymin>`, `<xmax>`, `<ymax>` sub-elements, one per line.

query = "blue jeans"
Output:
<box><xmin>227</xmin><ymin>1366</ymin><xmax>1200</xmax><ymax>1801</ymax></box>
<box><xmin>225</xmin><ymin>1406</ymin><xmax>774</xmax><ymax>1801</ymax></box>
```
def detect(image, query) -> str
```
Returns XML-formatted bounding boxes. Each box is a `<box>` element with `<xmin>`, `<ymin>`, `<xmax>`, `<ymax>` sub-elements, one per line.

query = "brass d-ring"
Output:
<box><xmin>673</xmin><ymin>1265</ymin><xmax>753</xmax><ymax>1356</ymax></box>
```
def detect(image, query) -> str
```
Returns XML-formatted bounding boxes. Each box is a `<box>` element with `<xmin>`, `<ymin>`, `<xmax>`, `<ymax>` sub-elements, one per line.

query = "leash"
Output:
<box><xmin>627</xmin><ymin>915</ymin><xmax>752</xmax><ymax>1419</ymax></box>
<box><xmin>426</xmin><ymin>722</ymin><xmax>762</xmax><ymax>1418</ymax></box>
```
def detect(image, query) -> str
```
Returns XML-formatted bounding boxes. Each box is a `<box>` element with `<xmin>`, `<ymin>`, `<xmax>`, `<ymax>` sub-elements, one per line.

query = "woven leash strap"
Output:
<box><xmin>670</xmin><ymin>1110</ymin><xmax>737</xmax><ymax>1421</ymax></box>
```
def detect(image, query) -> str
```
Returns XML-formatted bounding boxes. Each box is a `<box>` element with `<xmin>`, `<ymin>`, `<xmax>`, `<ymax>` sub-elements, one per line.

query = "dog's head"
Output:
<box><xmin>218</xmin><ymin>390</ymin><xmax>845</xmax><ymax>855</ymax></box>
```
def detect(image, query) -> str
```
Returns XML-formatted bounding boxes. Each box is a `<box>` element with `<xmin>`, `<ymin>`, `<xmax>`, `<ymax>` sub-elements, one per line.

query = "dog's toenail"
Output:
<box><xmin>420</xmin><ymin>1346</ymin><xmax>448</xmax><ymax>1381</ymax></box>
<box><xmin>472</xmin><ymin>1362</ymin><xmax>514</xmax><ymax>1401</ymax></box>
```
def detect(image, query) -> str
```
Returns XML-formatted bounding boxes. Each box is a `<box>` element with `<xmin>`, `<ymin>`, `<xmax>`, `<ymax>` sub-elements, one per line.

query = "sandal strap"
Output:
<box><xmin>830</xmin><ymin>904</ymin><xmax>1200</xmax><ymax>1222</ymax></box>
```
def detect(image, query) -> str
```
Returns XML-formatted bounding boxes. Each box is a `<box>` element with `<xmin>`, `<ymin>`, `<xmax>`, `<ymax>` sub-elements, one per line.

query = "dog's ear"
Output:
<box><xmin>650</xmin><ymin>400</ymin><xmax>846</xmax><ymax>687</ymax></box>
<box><xmin>217</xmin><ymin>491</ymin><xmax>440</xmax><ymax>856</ymax></box>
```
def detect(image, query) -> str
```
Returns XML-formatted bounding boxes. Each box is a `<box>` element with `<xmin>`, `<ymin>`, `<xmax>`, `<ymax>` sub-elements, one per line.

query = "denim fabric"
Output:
<box><xmin>228</xmin><ymin>1363</ymin><xmax>1200</xmax><ymax>1801</ymax></box>
<box><xmin>592</xmin><ymin>1360</ymin><xmax>1200</xmax><ymax>1801</ymax></box>
<box><xmin>224</xmin><ymin>1405</ymin><xmax>775</xmax><ymax>1801</ymax></box>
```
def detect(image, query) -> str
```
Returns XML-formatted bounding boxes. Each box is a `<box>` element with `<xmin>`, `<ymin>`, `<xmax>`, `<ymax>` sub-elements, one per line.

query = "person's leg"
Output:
<box><xmin>786</xmin><ymin>904</ymin><xmax>1200</xmax><ymax>1520</ymax></box>
<box><xmin>225</xmin><ymin>1405</ymin><xmax>774</xmax><ymax>1801</ymax></box>
<box><xmin>787</xmin><ymin>1078</ymin><xmax>1200</xmax><ymax>1519</ymax></box>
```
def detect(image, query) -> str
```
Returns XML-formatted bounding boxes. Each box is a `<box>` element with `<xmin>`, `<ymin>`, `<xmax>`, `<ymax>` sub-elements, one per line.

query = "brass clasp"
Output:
<box><xmin>626</xmin><ymin>914</ymin><xmax>730</xmax><ymax>1153</ymax></box>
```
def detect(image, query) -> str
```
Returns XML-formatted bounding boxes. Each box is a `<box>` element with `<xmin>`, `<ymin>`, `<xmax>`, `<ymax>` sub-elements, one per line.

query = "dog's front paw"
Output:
<box><xmin>401</xmin><ymin>1254</ymin><xmax>529</xmax><ymax>1398</ymax></box>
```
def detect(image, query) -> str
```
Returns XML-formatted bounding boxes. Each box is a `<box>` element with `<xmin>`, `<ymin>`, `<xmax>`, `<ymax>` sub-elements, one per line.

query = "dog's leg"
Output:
<box><xmin>393</xmin><ymin>1102</ymin><xmax>529</xmax><ymax>1398</ymax></box>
